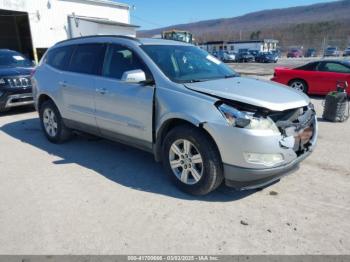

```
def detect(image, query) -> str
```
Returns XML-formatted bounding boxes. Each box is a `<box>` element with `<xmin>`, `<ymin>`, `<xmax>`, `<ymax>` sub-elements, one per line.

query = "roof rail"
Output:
<box><xmin>55</xmin><ymin>35</ymin><xmax>141</xmax><ymax>45</ymax></box>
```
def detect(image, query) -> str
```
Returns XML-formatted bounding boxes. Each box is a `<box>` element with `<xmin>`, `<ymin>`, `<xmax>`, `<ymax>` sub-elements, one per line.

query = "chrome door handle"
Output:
<box><xmin>96</xmin><ymin>87</ymin><xmax>108</xmax><ymax>95</ymax></box>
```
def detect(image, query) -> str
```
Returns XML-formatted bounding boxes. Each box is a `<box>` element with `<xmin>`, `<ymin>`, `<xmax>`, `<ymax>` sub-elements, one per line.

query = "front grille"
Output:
<box><xmin>5</xmin><ymin>76</ymin><xmax>32</xmax><ymax>89</ymax></box>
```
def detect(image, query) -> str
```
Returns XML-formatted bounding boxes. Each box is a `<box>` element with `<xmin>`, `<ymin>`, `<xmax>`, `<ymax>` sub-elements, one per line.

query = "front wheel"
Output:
<box><xmin>162</xmin><ymin>125</ymin><xmax>223</xmax><ymax>195</ymax></box>
<box><xmin>39</xmin><ymin>100</ymin><xmax>72</xmax><ymax>143</ymax></box>
<box><xmin>289</xmin><ymin>79</ymin><xmax>308</xmax><ymax>94</ymax></box>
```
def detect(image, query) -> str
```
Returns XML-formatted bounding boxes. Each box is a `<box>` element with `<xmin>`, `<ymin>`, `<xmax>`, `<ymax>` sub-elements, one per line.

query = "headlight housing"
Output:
<box><xmin>217</xmin><ymin>103</ymin><xmax>280</xmax><ymax>133</ymax></box>
<box><xmin>0</xmin><ymin>78</ymin><xmax>5</xmax><ymax>85</ymax></box>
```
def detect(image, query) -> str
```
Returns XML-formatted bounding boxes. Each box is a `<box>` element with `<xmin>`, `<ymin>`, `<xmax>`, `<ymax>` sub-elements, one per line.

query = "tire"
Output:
<box><xmin>162</xmin><ymin>125</ymin><xmax>223</xmax><ymax>196</ymax></box>
<box><xmin>39</xmin><ymin>100</ymin><xmax>72</xmax><ymax>143</ymax></box>
<box><xmin>288</xmin><ymin>79</ymin><xmax>308</xmax><ymax>94</ymax></box>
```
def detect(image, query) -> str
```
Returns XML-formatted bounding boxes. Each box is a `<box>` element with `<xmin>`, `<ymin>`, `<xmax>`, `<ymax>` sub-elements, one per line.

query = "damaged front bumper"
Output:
<box><xmin>204</xmin><ymin>106</ymin><xmax>318</xmax><ymax>190</ymax></box>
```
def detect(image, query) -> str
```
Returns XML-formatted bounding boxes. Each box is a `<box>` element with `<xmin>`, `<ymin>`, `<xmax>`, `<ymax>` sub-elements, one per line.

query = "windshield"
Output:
<box><xmin>141</xmin><ymin>45</ymin><xmax>237</xmax><ymax>83</ymax></box>
<box><xmin>0</xmin><ymin>51</ymin><xmax>34</xmax><ymax>68</ymax></box>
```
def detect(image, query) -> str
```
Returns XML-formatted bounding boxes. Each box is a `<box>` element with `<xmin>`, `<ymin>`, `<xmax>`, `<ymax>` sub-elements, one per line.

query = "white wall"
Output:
<box><xmin>69</xmin><ymin>18</ymin><xmax>135</xmax><ymax>38</ymax></box>
<box><xmin>0</xmin><ymin>0</ymin><xmax>131</xmax><ymax>49</ymax></box>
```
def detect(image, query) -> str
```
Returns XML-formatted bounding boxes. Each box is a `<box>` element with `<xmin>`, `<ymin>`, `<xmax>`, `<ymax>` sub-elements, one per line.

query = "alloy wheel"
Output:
<box><xmin>290</xmin><ymin>81</ymin><xmax>305</xmax><ymax>92</ymax></box>
<box><xmin>168</xmin><ymin>139</ymin><xmax>204</xmax><ymax>185</ymax></box>
<box><xmin>43</xmin><ymin>108</ymin><xmax>58</xmax><ymax>137</ymax></box>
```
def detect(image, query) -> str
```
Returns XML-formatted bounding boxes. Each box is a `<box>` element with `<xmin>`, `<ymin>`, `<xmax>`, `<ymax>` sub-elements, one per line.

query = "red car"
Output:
<box><xmin>287</xmin><ymin>48</ymin><xmax>303</xmax><ymax>58</ymax></box>
<box><xmin>271</xmin><ymin>60</ymin><xmax>350</xmax><ymax>95</ymax></box>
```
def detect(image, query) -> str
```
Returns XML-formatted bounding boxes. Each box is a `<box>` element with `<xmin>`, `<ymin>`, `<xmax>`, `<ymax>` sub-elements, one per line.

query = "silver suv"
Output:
<box><xmin>32</xmin><ymin>36</ymin><xmax>318</xmax><ymax>195</ymax></box>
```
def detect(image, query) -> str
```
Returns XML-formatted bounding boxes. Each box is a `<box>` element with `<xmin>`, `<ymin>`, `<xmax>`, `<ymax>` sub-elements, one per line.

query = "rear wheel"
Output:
<box><xmin>39</xmin><ymin>100</ymin><xmax>72</xmax><ymax>143</ymax></box>
<box><xmin>289</xmin><ymin>79</ymin><xmax>308</xmax><ymax>94</ymax></box>
<box><xmin>162</xmin><ymin>125</ymin><xmax>223</xmax><ymax>195</ymax></box>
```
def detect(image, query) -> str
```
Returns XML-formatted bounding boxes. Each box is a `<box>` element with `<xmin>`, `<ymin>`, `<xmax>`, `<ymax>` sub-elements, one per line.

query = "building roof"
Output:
<box><xmin>71</xmin><ymin>15</ymin><xmax>139</xmax><ymax>28</ymax></box>
<box><xmin>60</xmin><ymin>0</ymin><xmax>130</xmax><ymax>9</ymax></box>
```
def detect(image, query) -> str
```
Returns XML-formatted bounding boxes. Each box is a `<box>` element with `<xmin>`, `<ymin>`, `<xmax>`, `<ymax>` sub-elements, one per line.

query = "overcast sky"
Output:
<box><xmin>119</xmin><ymin>0</ymin><xmax>339</xmax><ymax>30</ymax></box>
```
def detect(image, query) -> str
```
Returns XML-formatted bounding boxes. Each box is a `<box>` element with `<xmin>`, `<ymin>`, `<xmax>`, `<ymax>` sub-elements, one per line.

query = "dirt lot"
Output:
<box><xmin>0</xmin><ymin>70</ymin><xmax>349</xmax><ymax>254</ymax></box>
<box><xmin>230</xmin><ymin>57</ymin><xmax>347</xmax><ymax>76</ymax></box>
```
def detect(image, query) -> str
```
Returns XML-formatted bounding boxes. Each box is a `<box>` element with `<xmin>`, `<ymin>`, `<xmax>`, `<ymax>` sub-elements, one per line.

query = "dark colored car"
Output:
<box><xmin>248</xmin><ymin>50</ymin><xmax>259</xmax><ymax>59</ymax></box>
<box><xmin>0</xmin><ymin>49</ymin><xmax>35</xmax><ymax>112</ymax></box>
<box><xmin>287</xmin><ymin>48</ymin><xmax>303</xmax><ymax>58</ymax></box>
<box><xmin>305</xmin><ymin>48</ymin><xmax>317</xmax><ymax>57</ymax></box>
<box><xmin>255</xmin><ymin>52</ymin><xmax>278</xmax><ymax>63</ymax></box>
<box><xmin>343</xmin><ymin>47</ymin><xmax>350</xmax><ymax>57</ymax></box>
<box><xmin>236</xmin><ymin>51</ymin><xmax>255</xmax><ymax>63</ymax></box>
<box><xmin>324</xmin><ymin>47</ymin><xmax>340</xmax><ymax>57</ymax></box>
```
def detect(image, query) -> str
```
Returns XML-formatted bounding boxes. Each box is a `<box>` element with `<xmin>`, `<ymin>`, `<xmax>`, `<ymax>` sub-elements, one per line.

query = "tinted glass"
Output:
<box><xmin>141</xmin><ymin>45</ymin><xmax>237</xmax><ymax>83</ymax></box>
<box><xmin>296</xmin><ymin>62</ymin><xmax>318</xmax><ymax>71</ymax></box>
<box><xmin>0</xmin><ymin>50</ymin><xmax>34</xmax><ymax>68</ymax></box>
<box><xmin>320</xmin><ymin>62</ymin><xmax>350</xmax><ymax>73</ymax></box>
<box><xmin>69</xmin><ymin>44</ymin><xmax>105</xmax><ymax>75</ymax></box>
<box><xmin>102</xmin><ymin>44</ymin><xmax>151</xmax><ymax>80</ymax></box>
<box><xmin>47</xmin><ymin>46</ymin><xmax>74</xmax><ymax>70</ymax></box>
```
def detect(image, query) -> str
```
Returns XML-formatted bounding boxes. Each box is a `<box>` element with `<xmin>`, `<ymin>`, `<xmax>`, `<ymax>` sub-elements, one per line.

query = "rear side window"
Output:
<box><xmin>296</xmin><ymin>62</ymin><xmax>318</xmax><ymax>71</ymax></box>
<box><xmin>68</xmin><ymin>44</ymin><xmax>106</xmax><ymax>75</ymax></box>
<box><xmin>47</xmin><ymin>45</ymin><xmax>74</xmax><ymax>70</ymax></box>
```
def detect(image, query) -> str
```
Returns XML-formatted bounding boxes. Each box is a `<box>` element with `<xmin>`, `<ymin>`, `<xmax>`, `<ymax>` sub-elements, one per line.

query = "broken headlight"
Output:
<box><xmin>217</xmin><ymin>103</ymin><xmax>280</xmax><ymax>133</ymax></box>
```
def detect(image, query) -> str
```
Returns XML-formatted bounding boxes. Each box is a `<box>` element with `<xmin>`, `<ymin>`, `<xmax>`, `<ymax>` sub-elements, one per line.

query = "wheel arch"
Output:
<box><xmin>288</xmin><ymin>78</ymin><xmax>308</xmax><ymax>87</ymax></box>
<box><xmin>154</xmin><ymin>117</ymin><xmax>221</xmax><ymax>163</ymax></box>
<box><xmin>37</xmin><ymin>93</ymin><xmax>61</xmax><ymax>113</ymax></box>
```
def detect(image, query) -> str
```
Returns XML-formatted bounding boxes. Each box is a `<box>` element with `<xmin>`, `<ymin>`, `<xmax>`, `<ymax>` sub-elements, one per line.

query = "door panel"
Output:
<box><xmin>61</xmin><ymin>71</ymin><xmax>97</xmax><ymax>127</ymax></box>
<box><xmin>60</xmin><ymin>43</ymin><xmax>105</xmax><ymax>128</ymax></box>
<box><xmin>94</xmin><ymin>77</ymin><xmax>154</xmax><ymax>144</ymax></box>
<box><xmin>94</xmin><ymin>44</ymin><xmax>155</xmax><ymax>148</ymax></box>
<box><xmin>316</xmin><ymin>62</ymin><xmax>350</xmax><ymax>94</ymax></box>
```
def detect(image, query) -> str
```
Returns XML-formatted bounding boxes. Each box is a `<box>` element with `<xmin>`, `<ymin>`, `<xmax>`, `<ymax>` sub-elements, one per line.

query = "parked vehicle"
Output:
<box><xmin>255</xmin><ymin>52</ymin><xmax>278</xmax><ymax>63</ymax></box>
<box><xmin>248</xmin><ymin>50</ymin><xmax>259</xmax><ymax>59</ymax></box>
<box><xmin>162</xmin><ymin>30</ymin><xmax>193</xmax><ymax>44</ymax></box>
<box><xmin>343</xmin><ymin>46</ymin><xmax>350</xmax><ymax>57</ymax></box>
<box><xmin>324</xmin><ymin>46</ymin><xmax>341</xmax><ymax>57</ymax></box>
<box><xmin>33</xmin><ymin>36</ymin><xmax>317</xmax><ymax>195</ymax></box>
<box><xmin>271</xmin><ymin>49</ymin><xmax>281</xmax><ymax>58</ymax></box>
<box><xmin>236</xmin><ymin>51</ymin><xmax>255</xmax><ymax>62</ymax></box>
<box><xmin>304</xmin><ymin>48</ymin><xmax>317</xmax><ymax>57</ymax></box>
<box><xmin>217</xmin><ymin>50</ymin><xmax>236</xmax><ymax>62</ymax></box>
<box><xmin>287</xmin><ymin>48</ymin><xmax>303</xmax><ymax>58</ymax></box>
<box><xmin>272</xmin><ymin>60</ymin><xmax>350</xmax><ymax>95</ymax></box>
<box><xmin>0</xmin><ymin>49</ymin><xmax>35</xmax><ymax>112</ymax></box>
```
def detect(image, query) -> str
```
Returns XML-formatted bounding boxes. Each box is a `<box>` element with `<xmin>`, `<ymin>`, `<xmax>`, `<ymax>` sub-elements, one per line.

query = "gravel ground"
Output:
<box><xmin>0</xmin><ymin>83</ymin><xmax>349</xmax><ymax>254</ymax></box>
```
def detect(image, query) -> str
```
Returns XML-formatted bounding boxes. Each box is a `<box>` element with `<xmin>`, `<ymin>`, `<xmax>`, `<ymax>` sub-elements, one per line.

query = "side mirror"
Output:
<box><xmin>121</xmin><ymin>69</ymin><xmax>146</xmax><ymax>83</ymax></box>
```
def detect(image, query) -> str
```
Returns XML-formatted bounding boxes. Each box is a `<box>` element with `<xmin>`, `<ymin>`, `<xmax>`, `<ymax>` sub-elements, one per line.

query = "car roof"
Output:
<box><xmin>0</xmin><ymin>49</ymin><xmax>19</xmax><ymax>54</ymax></box>
<box><xmin>54</xmin><ymin>35</ymin><xmax>192</xmax><ymax>49</ymax></box>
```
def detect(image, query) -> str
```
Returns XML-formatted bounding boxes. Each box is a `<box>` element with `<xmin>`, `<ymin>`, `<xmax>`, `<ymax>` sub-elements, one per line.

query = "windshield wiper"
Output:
<box><xmin>178</xmin><ymin>79</ymin><xmax>206</xmax><ymax>83</ymax></box>
<box><xmin>224</xmin><ymin>74</ymin><xmax>238</xmax><ymax>78</ymax></box>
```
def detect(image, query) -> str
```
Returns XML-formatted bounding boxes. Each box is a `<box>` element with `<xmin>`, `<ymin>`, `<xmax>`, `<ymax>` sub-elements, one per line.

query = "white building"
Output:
<box><xmin>198</xmin><ymin>39</ymin><xmax>279</xmax><ymax>53</ymax></box>
<box><xmin>0</xmin><ymin>0</ymin><xmax>138</xmax><ymax>61</ymax></box>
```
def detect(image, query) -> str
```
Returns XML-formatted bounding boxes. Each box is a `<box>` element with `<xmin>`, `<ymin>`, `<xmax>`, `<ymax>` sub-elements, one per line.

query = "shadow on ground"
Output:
<box><xmin>1</xmin><ymin>117</ymin><xmax>258</xmax><ymax>202</ymax></box>
<box><xmin>0</xmin><ymin>106</ymin><xmax>35</xmax><ymax>117</ymax></box>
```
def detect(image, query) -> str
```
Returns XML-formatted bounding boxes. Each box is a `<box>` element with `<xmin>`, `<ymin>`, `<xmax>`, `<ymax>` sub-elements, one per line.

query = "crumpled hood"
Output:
<box><xmin>0</xmin><ymin>67</ymin><xmax>33</xmax><ymax>77</ymax></box>
<box><xmin>185</xmin><ymin>77</ymin><xmax>310</xmax><ymax>111</ymax></box>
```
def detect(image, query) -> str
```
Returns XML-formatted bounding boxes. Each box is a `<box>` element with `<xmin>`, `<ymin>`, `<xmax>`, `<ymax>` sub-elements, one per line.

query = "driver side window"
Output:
<box><xmin>320</xmin><ymin>62</ymin><xmax>350</xmax><ymax>73</ymax></box>
<box><xmin>102</xmin><ymin>44</ymin><xmax>151</xmax><ymax>80</ymax></box>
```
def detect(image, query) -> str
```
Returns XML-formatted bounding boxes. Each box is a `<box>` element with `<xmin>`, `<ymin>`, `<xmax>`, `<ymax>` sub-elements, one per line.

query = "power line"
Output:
<box><xmin>131</xmin><ymin>14</ymin><xmax>163</xmax><ymax>28</ymax></box>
